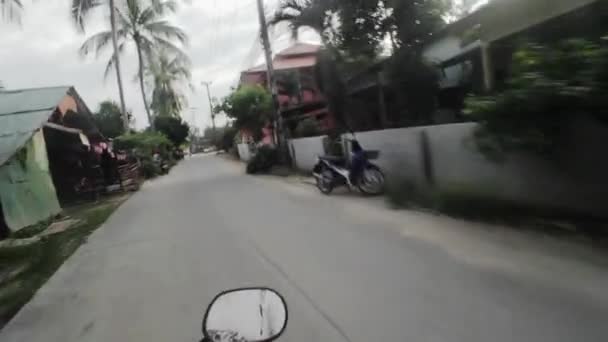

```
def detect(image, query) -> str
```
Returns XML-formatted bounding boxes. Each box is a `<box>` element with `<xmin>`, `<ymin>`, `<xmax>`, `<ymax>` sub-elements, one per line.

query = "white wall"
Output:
<box><xmin>237</xmin><ymin>144</ymin><xmax>252</xmax><ymax>162</ymax></box>
<box><xmin>289</xmin><ymin>136</ymin><xmax>326</xmax><ymax>172</ymax></box>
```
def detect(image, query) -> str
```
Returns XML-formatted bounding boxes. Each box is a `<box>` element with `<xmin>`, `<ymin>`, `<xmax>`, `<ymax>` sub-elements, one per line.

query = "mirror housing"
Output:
<box><xmin>202</xmin><ymin>288</ymin><xmax>288</xmax><ymax>342</ymax></box>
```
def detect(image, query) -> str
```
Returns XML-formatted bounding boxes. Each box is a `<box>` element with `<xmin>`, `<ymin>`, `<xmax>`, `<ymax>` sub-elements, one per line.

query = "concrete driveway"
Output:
<box><xmin>2</xmin><ymin>155</ymin><xmax>608</xmax><ymax>342</ymax></box>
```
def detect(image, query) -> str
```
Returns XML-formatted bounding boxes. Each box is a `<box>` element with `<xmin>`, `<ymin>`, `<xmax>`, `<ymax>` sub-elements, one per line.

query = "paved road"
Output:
<box><xmin>2</xmin><ymin>155</ymin><xmax>608</xmax><ymax>342</ymax></box>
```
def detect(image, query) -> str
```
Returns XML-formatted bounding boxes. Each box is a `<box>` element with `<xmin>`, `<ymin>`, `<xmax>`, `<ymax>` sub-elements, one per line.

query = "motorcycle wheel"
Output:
<box><xmin>358</xmin><ymin>165</ymin><xmax>385</xmax><ymax>195</ymax></box>
<box><xmin>316</xmin><ymin>169</ymin><xmax>334</xmax><ymax>195</ymax></box>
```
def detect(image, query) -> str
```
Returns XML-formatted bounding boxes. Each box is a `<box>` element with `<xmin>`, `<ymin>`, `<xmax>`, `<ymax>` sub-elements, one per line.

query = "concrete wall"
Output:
<box><xmin>237</xmin><ymin>144</ymin><xmax>252</xmax><ymax>162</ymax></box>
<box><xmin>289</xmin><ymin>136</ymin><xmax>326</xmax><ymax>172</ymax></box>
<box><xmin>426</xmin><ymin>123</ymin><xmax>608</xmax><ymax>215</ymax></box>
<box><xmin>344</xmin><ymin>128</ymin><xmax>428</xmax><ymax>184</ymax></box>
<box><xmin>289</xmin><ymin>120</ymin><xmax>608</xmax><ymax>217</ymax></box>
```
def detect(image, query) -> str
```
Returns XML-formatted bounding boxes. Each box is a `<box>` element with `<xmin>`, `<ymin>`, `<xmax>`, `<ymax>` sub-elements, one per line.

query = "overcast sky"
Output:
<box><xmin>0</xmin><ymin>0</ymin><xmax>319</xmax><ymax>131</ymax></box>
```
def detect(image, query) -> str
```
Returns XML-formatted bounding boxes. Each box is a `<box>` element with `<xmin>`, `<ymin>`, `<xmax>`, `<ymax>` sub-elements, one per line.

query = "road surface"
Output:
<box><xmin>2</xmin><ymin>155</ymin><xmax>608</xmax><ymax>342</ymax></box>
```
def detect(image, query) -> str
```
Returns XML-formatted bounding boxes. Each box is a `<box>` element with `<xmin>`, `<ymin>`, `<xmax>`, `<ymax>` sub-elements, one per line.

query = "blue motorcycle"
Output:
<box><xmin>312</xmin><ymin>138</ymin><xmax>385</xmax><ymax>195</ymax></box>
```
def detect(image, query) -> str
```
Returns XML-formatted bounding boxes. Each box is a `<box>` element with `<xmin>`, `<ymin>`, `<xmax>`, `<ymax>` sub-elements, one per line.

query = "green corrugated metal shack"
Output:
<box><xmin>0</xmin><ymin>86</ymin><xmax>74</xmax><ymax>233</ymax></box>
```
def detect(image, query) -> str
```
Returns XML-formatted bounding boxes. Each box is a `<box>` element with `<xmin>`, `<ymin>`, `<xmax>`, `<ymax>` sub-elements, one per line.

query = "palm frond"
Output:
<box><xmin>269</xmin><ymin>0</ymin><xmax>334</xmax><ymax>40</ymax></box>
<box><xmin>80</xmin><ymin>30</ymin><xmax>126</xmax><ymax>58</ymax></box>
<box><xmin>150</xmin><ymin>0</ymin><xmax>178</xmax><ymax>16</ymax></box>
<box><xmin>103</xmin><ymin>42</ymin><xmax>127</xmax><ymax>79</ymax></box>
<box><xmin>153</xmin><ymin>37</ymin><xmax>190</xmax><ymax>63</ymax></box>
<box><xmin>2</xmin><ymin>0</ymin><xmax>23</xmax><ymax>24</ymax></box>
<box><xmin>144</xmin><ymin>21</ymin><xmax>188</xmax><ymax>45</ymax></box>
<box><xmin>71</xmin><ymin>0</ymin><xmax>102</xmax><ymax>31</ymax></box>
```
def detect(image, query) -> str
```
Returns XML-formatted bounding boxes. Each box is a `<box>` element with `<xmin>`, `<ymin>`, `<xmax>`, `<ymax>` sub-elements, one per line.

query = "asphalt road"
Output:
<box><xmin>2</xmin><ymin>155</ymin><xmax>608</xmax><ymax>342</ymax></box>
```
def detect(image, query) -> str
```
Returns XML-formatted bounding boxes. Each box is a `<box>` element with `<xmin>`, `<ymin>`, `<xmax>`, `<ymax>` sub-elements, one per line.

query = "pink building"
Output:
<box><xmin>240</xmin><ymin>43</ymin><xmax>336</xmax><ymax>143</ymax></box>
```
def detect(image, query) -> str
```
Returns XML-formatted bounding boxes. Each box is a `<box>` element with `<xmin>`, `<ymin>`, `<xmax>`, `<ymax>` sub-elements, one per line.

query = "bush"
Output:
<box><xmin>385</xmin><ymin>179</ymin><xmax>438</xmax><ymax>209</ymax></box>
<box><xmin>140</xmin><ymin>159</ymin><xmax>162</xmax><ymax>179</ymax></box>
<box><xmin>219</xmin><ymin>126</ymin><xmax>238</xmax><ymax>151</ymax></box>
<box><xmin>385</xmin><ymin>178</ymin><xmax>591</xmax><ymax>223</ymax></box>
<box><xmin>465</xmin><ymin>36</ymin><xmax>608</xmax><ymax>158</ymax></box>
<box><xmin>294</xmin><ymin>118</ymin><xmax>322</xmax><ymax>138</ymax></box>
<box><xmin>246</xmin><ymin>146</ymin><xmax>278</xmax><ymax>174</ymax></box>
<box><xmin>114</xmin><ymin>132</ymin><xmax>173</xmax><ymax>178</ymax></box>
<box><xmin>153</xmin><ymin>116</ymin><xmax>190</xmax><ymax>147</ymax></box>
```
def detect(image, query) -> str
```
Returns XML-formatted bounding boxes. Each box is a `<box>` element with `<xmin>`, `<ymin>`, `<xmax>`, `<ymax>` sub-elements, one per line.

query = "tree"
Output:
<box><xmin>270</xmin><ymin>0</ymin><xmax>339</xmax><ymax>44</ymax></box>
<box><xmin>218</xmin><ymin>85</ymin><xmax>273</xmax><ymax>141</ymax></box>
<box><xmin>382</xmin><ymin>0</ymin><xmax>449</xmax><ymax>52</ymax></box>
<box><xmin>273</xmin><ymin>0</ymin><xmax>448</xmax><ymax>128</ymax></box>
<box><xmin>153</xmin><ymin>116</ymin><xmax>190</xmax><ymax>147</ymax></box>
<box><xmin>93</xmin><ymin>100</ymin><xmax>131</xmax><ymax>138</ymax></box>
<box><xmin>1</xmin><ymin>0</ymin><xmax>22</xmax><ymax>23</ymax></box>
<box><xmin>270</xmin><ymin>0</ymin><xmax>383</xmax><ymax>58</ymax></box>
<box><xmin>80</xmin><ymin>0</ymin><xmax>188</xmax><ymax>127</ymax></box>
<box><xmin>148</xmin><ymin>50</ymin><xmax>191</xmax><ymax>118</ymax></box>
<box><xmin>464</xmin><ymin>37</ymin><xmax>608</xmax><ymax>158</ymax></box>
<box><xmin>72</xmin><ymin>0</ymin><xmax>130</xmax><ymax>131</ymax></box>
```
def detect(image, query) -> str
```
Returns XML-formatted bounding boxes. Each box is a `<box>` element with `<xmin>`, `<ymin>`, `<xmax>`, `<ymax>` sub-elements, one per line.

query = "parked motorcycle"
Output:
<box><xmin>312</xmin><ymin>138</ymin><xmax>385</xmax><ymax>195</ymax></box>
<box><xmin>200</xmin><ymin>287</ymin><xmax>288</xmax><ymax>342</ymax></box>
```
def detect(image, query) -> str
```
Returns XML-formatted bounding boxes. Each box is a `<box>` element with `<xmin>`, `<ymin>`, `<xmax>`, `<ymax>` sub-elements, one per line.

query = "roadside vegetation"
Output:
<box><xmin>0</xmin><ymin>195</ymin><xmax>130</xmax><ymax>328</ymax></box>
<box><xmin>465</xmin><ymin>36</ymin><xmax>608</xmax><ymax>159</ymax></box>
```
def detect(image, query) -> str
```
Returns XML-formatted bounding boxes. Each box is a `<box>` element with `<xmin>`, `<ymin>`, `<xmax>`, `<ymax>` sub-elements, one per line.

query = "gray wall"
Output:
<box><xmin>289</xmin><ymin>120</ymin><xmax>608</xmax><ymax>217</ymax></box>
<box><xmin>426</xmin><ymin>123</ymin><xmax>608</xmax><ymax>215</ymax></box>
<box><xmin>289</xmin><ymin>136</ymin><xmax>326</xmax><ymax>172</ymax></box>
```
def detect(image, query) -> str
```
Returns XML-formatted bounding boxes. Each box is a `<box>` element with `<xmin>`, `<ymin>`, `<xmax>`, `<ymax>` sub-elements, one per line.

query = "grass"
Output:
<box><xmin>0</xmin><ymin>195</ymin><xmax>129</xmax><ymax>329</ymax></box>
<box><xmin>385</xmin><ymin>179</ymin><xmax>608</xmax><ymax>240</ymax></box>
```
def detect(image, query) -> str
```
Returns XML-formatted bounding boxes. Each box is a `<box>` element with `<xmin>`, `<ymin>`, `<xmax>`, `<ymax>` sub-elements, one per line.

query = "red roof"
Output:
<box><xmin>245</xmin><ymin>55</ymin><xmax>317</xmax><ymax>73</ymax></box>
<box><xmin>243</xmin><ymin>43</ymin><xmax>322</xmax><ymax>74</ymax></box>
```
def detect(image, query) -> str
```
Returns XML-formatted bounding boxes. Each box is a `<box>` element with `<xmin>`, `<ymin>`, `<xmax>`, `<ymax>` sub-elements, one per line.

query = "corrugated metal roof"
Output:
<box><xmin>0</xmin><ymin>86</ymin><xmax>71</xmax><ymax>166</ymax></box>
<box><xmin>276</xmin><ymin>43</ymin><xmax>321</xmax><ymax>57</ymax></box>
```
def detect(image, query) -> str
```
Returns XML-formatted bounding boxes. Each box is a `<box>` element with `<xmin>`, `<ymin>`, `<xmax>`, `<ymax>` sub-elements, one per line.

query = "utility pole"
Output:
<box><xmin>255</xmin><ymin>0</ymin><xmax>284</xmax><ymax>151</ymax></box>
<box><xmin>201</xmin><ymin>82</ymin><xmax>216</xmax><ymax>137</ymax></box>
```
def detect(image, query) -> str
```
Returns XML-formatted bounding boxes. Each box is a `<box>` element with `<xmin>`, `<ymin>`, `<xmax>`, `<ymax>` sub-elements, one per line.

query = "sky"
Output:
<box><xmin>0</xmin><ymin>0</ymin><xmax>319</xmax><ymax>131</ymax></box>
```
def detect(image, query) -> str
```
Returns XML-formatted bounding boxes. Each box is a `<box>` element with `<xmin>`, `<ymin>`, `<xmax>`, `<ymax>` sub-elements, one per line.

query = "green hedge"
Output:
<box><xmin>114</xmin><ymin>132</ymin><xmax>174</xmax><ymax>178</ymax></box>
<box><xmin>246</xmin><ymin>146</ymin><xmax>278</xmax><ymax>174</ymax></box>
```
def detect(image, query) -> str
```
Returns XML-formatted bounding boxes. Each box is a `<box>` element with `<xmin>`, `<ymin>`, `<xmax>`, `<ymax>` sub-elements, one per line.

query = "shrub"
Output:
<box><xmin>294</xmin><ymin>118</ymin><xmax>322</xmax><ymax>138</ymax></box>
<box><xmin>114</xmin><ymin>132</ymin><xmax>173</xmax><ymax>178</ymax></box>
<box><xmin>386</xmin><ymin>178</ymin><xmax>589</xmax><ymax>223</ymax></box>
<box><xmin>465</xmin><ymin>36</ymin><xmax>608</xmax><ymax>158</ymax></box>
<box><xmin>114</xmin><ymin>131</ymin><xmax>172</xmax><ymax>156</ymax></box>
<box><xmin>140</xmin><ymin>159</ymin><xmax>161</xmax><ymax>179</ymax></box>
<box><xmin>385</xmin><ymin>178</ymin><xmax>438</xmax><ymax>209</ymax></box>
<box><xmin>246</xmin><ymin>146</ymin><xmax>278</xmax><ymax>174</ymax></box>
<box><xmin>219</xmin><ymin>126</ymin><xmax>238</xmax><ymax>151</ymax></box>
<box><xmin>153</xmin><ymin>116</ymin><xmax>190</xmax><ymax>147</ymax></box>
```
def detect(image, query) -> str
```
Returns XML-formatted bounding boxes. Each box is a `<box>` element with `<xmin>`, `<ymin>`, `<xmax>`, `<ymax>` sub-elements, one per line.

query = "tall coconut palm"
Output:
<box><xmin>80</xmin><ymin>0</ymin><xmax>188</xmax><ymax>127</ymax></box>
<box><xmin>72</xmin><ymin>0</ymin><xmax>130</xmax><ymax>131</ymax></box>
<box><xmin>1</xmin><ymin>0</ymin><xmax>22</xmax><ymax>23</ymax></box>
<box><xmin>148</xmin><ymin>51</ymin><xmax>191</xmax><ymax>118</ymax></box>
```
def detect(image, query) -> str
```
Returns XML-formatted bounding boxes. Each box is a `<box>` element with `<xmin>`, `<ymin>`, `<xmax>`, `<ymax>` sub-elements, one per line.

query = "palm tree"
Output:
<box><xmin>72</xmin><ymin>0</ymin><xmax>130</xmax><ymax>131</ymax></box>
<box><xmin>148</xmin><ymin>51</ymin><xmax>191</xmax><ymax>118</ymax></box>
<box><xmin>269</xmin><ymin>0</ymin><xmax>339</xmax><ymax>44</ymax></box>
<box><xmin>1</xmin><ymin>0</ymin><xmax>22</xmax><ymax>23</ymax></box>
<box><xmin>80</xmin><ymin>0</ymin><xmax>188</xmax><ymax>127</ymax></box>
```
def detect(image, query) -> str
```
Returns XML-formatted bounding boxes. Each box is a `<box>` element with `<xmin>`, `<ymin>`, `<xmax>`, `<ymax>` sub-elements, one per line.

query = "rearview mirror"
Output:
<box><xmin>202</xmin><ymin>288</ymin><xmax>287</xmax><ymax>342</ymax></box>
